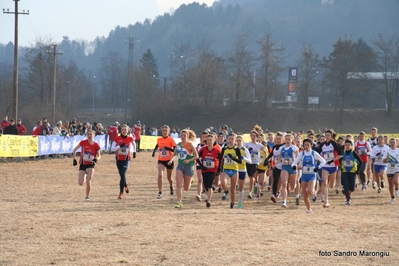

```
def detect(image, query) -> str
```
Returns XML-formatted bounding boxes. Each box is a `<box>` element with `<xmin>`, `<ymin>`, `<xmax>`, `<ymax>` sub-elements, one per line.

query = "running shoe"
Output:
<box><xmin>175</xmin><ymin>202</ymin><xmax>183</xmax><ymax>208</ymax></box>
<box><xmin>125</xmin><ymin>185</ymin><xmax>130</xmax><ymax>194</ymax></box>
<box><xmin>295</xmin><ymin>198</ymin><xmax>300</xmax><ymax>205</ymax></box>
<box><xmin>281</xmin><ymin>201</ymin><xmax>287</xmax><ymax>208</ymax></box>
<box><xmin>335</xmin><ymin>188</ymin><xmax>339</xmax><ymax>194</ymax></box>
<box><xmin>212</xmin><ymin>185</ymin><xmax>216</xmax><ymax>191</ymax></box>
<box><xmin>157</xmin><ymin>192</ymin><xmax>163</xmax><ymax>199</ymax></box>
<box><xmin>218</xmin><ymin>187</ymin><xmax>222</xmax><ymax>193</ymax></box>
<box><xmin>312</xmin><ymin>194</ymin><xmax>317</xmax><ymax>202</ymax></box>
<box><xmin>196</xmin><ymin>195</ymin><xmax>201</xmax><ymax>201</ymax></box>
<box><xmin>276</xmin><ymin>192</ymin><xmax>280</xmax><ymax>199</ymax></box>
<box><xmin>222</xmin><ymin>191</ymin><xmax>229</xmax><ymax>201</ymax></box>
<box><xmin>389</xmin><ymin>198</ymin><xmax>395</xmax><ymax>204</ymax></box>
<box><xmin>267</xmin><ymin>186</ymin><xmax>271</xmax><ymax>191</ymax></box>
<box><xmin>206</xmin><ymin>202</ymin><xmax>211</xmax><ymax>208</ymax></box>
<box><xmin>381</xmin><ymin>181</ymin><xmax>385</xmax><ymax>189</ymax></box>
<box><xmin>247</xmin><ymin>192</ymin><xmax>253</xmax><ymax>199</ymax></box>
<box><xmin>255</xmin><ymin>194</ymin><xmax>260</xmax><ymax>200</ymax></box>
<box><xmin>118</xmin><ymin>193</ymin><xmax>123</xmax><ymax>199</ymax></box>
<box><xmin>238</xmin><ymin>202</ymin><xmax>243</xmax><ymax>209</ymax></box>
<box><xmin>85</xmin><ymin>197</ymin><xmax>90</xmax><ymax>201</ymax></box>
<box><xmin>378</xmin><ymin>187</ymin><xmax>382</xmax><ymax>193</ymax></box>
<box><xmin>260</xmin><ymin>191</ymin><xmax>264</xmax><ymax>197</ymax></box>
<box><xmin>306</xmin><ymin>209</ymin><xmax>312</xmax><ymax>214</ymax></box>
<box><xmin>395</xmin><ymin>190</ymin><xmax>399</xmax><ymax>197</ymax></box>
<box><xmin>362</xmin><ymin>184</ymin><xmax>367</xmax><ymax>191</ymax></box>
<box><xmin>270</xmin><ymin>195</ymin><xmax>277</xmax><ymax>203</ymax></box>
<box><xmin>230</xmin><ymin>202</ymin><xmax>234</xmax><ymax>209</ymax></box>
<box><xmin>323</xmin><ymin>202</ymin><xmax>330</xmax><ymax>208</ymax></box>
<box><xmin>344</xmin><ymin>201</ymin><xmax>350</xmax><ymax>206</ymax></box>
<box><xmin>372</xmin><ymin>181</ymin><xmax>377</xmax><ymax>189</ymax></box>
<box><xmin>170</xmin><ymin>186</ymin><xmax>174</xmax><ymax>195</ymax></box>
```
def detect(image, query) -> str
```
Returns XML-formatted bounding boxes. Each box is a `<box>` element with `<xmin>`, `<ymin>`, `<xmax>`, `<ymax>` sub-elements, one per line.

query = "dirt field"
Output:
<box><xmin>1</xmin><ymin>152</ymin><xmax>398</xmax><ymax>266</ymax></box>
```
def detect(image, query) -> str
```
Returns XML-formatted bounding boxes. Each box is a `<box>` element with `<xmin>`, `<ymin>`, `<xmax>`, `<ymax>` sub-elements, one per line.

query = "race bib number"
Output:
<box><xmin>251</xmin><ymin>151</ymin><xmax>259</xmax><ymax>160</ymax></box>
<box><xmin>83</xmin><ymin>152</ymin><xmax>94</xmax><ymax>162</ymax></box>
<box><xmin>389</xmin><ymin>162</ymin><xmax>399</xmax><ymax>168</ymax></box>
<box><xmin>323</xmin><ymin>151</ymin><xmax>333</xmax><ymax>160</ymax></box>
<box><xmin>282</xmin><ymin>157</ymin><xmax>293</xmax><ymax>165</ymax></box>
<box><xmin>178</xmin><ymin>150</ymin><xmax>187</xmax><ymax>160</ymax></box>
<box><xmin>160</xmin><ymin>148</ymin><xmax>168</xmax><ymax>158</ymax></box>
<box><xmin>224</xmin><ymin>156</ymin><xmax>234</xmax><ymax>165</ymax></box>
<box><xmin>344</xmin><ymin>159</ymin><xmax>353</xmax><ymax>167</ymax></box>
<box><xmin>376</xmin><ymin>155</ymin><xmax>383</xmax><ymax>162</ymax></box>
<box><xmin>204</xmin><ymin>158</ymin><xmax>215</xmax><ymax>168</ymax></box>
<box><xmin>119</xmin><ymin>147</ymin><xmax>129</xmax><ymax>155</ymax></box>
<box><xmin>303</xmin><ymin>166</ymin><xmax>315</xmax><ymax>174</ymax></box>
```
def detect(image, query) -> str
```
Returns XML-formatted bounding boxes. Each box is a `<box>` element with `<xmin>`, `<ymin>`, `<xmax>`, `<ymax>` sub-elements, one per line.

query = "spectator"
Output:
<box><xmin>4</xmin><ymin>119</ymin><xmax>18</xmax><ymax>135</ymax></box>
<box><xmin>95</xmin><ymin>123</ymin><xmax>106</xmax><ymax>135</ymax></box>
<box><xmin>151</xmin><ymin>127</ymin><xmax>158</xmax><ymax>136</ymax></box>
<box><xmin>63</xmin><ymin>121</ymin><xmax>70</xmax><ymax>133</ymax></box>
<box><xmin>42</xmin><ymin>118</ymin><xmax>52</xmax><ymax>134</ymax></box>
<box><xmin>32</xmin><ymin>121</ymin><xmax>50</xmax><ymax>136</ymax></box>
<box><xmin>16</xmin><ymin>119</ymin><xmax>27</xmax><ymax>135</ymax></box>
<box><xmin>33</xmin><ymin>120</ymin><xmax>42</xmax><ymax>131</ymax></box>
<box><xmin>146</xmin><ymin>127</ymin><xmax>152</xmax><ymax>135</ymax></box>
<box><xmin>141</xmin><ymin>124</ymin><xmax>146</xmax><ymax>135</ymax></box>
<box><xmin>1</xmin><ymin>116</ymin><xmax>10</xmax><ymax>132</ymax></box>
<box><xmin>133</xmin><ymin>121</ymin><xmax>142</xmax><ymax>152</ymax></box>
<box><xmin>108</xmin><ymin>123</ymin><xmax>119</xmax><ymax>153</ymax></box>
<box><xmin>52</xmin><ymin>121</ymin><xmax>63</xmax><ymax>135</ymax></box>
<box><xmin>170</xmin><ymin>127</ymin><xmax>179</xmax><ymax>138</ymax></box>
<box><xmin>69</xmin><ymin>121</ymin><xmax>77</xmax><ymax>136</ymax></box>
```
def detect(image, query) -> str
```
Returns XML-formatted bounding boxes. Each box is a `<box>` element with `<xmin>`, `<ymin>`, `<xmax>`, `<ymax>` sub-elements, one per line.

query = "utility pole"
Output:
<box><xmin>125</xmin><ymin>36</ymin><xmax>135</xmax><ymax>120</ymax></box>
<box><xmin>3</xmin><ymin>1</ymin><xmax>29</xmax><ymax>120</ymax></box>
<box><xmin>46</xmin><ymin>44</ymin><xmax>63</xmax><ymax>124</ymax></box>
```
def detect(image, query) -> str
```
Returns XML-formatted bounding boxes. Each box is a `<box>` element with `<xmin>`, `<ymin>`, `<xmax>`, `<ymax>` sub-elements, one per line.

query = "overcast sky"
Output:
<box><xmin>1</xmin><ymin>0</ymin><xmax>217</xmax><ymax>46</ymax></box>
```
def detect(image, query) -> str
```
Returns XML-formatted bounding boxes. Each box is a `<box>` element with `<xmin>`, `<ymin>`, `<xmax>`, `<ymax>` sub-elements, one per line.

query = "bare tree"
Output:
<box><xmin>0</xmin><ymin>62</ymin><xmax>13</xmax><ymax>116</ymax></box>
<box><xmin>297</xmin><ymin>45</ymin><xmax>320</xmax><ymax>111</ymax></box>
<box><xmin>372</xmin><ymin>34</ymin><xmax>399</xmax><ymax>117</ymax></box>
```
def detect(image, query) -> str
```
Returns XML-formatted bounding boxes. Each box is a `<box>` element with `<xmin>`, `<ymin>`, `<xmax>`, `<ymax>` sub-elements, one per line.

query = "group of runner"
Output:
<box><xmin>71</xmin><ymin>124</ymin><xmax>399</xmax><ymax>213</ymax></box>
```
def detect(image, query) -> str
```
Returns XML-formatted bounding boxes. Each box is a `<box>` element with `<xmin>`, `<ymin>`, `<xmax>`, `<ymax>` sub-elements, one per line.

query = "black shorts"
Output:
<box><xmin>246</xmin><ymin>164</ymin><xmax>258</xmax><ymax>177</ymax></box>
<box><xmin>158</xmin><ymin>160</ymin><xmax>174</xmax><ymax>170</ymax></box>
<box><xmin>202</xmin><ymin>172</ymin><xmax>216</xmax><ymax>190</ymax></box>
<box><xmin>257</xmin><ymin>169</ymin><xmax>266</xmax><ymax>174</ymax></box>
<box><xmin>79</xmin><ymin>164</ymin><xmax>95</xmax><ymax>171</ymax></box>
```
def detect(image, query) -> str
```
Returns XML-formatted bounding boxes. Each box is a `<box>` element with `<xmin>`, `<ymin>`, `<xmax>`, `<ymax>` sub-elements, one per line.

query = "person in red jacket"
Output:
<box><xmin>16</xmin><ymin>119</ymin><xmax>27</xmax><ymax>135</ymax></box>
<box><xmin>1</xmin><ymin>116</ymin><xmax>10</xmax><ymax>132</ymax></box>
<box><xmin>72</xmin><ymin>130</ymin><xmax>101</xmax><ymax>201</ymax></box>
<box><xmin>133</xmin><ymin>121</ymin><xmax>142</xmax><ymax>152</ymax></box>
<box><xmin>108</xmin><ymin>123</ymin><xmax>119</xmax><ymax>153</ymax></box>
<box><xmin>113</xmin><ymin>125</ymin><xmax>136</xmax><ymax>199</ymax></box>
<box><xmin>32</xmin><ymin>121</ymin><xmax>50</xmax><ymax>136</ymax></box>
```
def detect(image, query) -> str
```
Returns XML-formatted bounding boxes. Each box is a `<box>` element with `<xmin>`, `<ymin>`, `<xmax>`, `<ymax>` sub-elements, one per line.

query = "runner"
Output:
<box><xmin>169</xmin><ymin>129</ymin><xmax>198</xmax><ymax>208</ymax></box>
<box><xmin>335</xmin><ymin>136</ymin><xmax>345</xmax><ymax>194</ymax></box>
<box><xmin>152</xmin><ymin>125</ymin><xmax>176</xmax><ymax>199</ymax></box>
<box><xmin>213</xmin><ymin>132</ymin><xmax>227</xmax><ymax>193</ymax></box>
<box><xmin>370</xmin><ymin>135</ymin><xmax>389</xmax><ymax>193</ymax></box>
<box><xmin>384</xmin><ymin>138</ymin><xmax>399</xmax><ymax>204</ymax></box>
<box><xmin>113</xmin><ymin>125</ymin><xmax>136</xmax><ymax>199</ymax></box>
<box><xmin>218</xmin><ymin>133</ymin><xmax>242</xmax><ymax>208</ymax></box>
<box><xmin>354</xmin><ymin>131</ymin><xmax>372</xmax><ymax>190</ymax></box>
<box><xmin>244</xmin><ymin>130</ymin><xmax>267</xmax><ymax>199</ymax></box>
<box><xmin>236</xmin><ymin>135</ymin><xmax>252</xmax><ymax>208</ymax></box>
<box><xmin>266</xmin><ymin>132</ymin><xmax>275</xmax><ymax>191</ymax></box>
<box><xmin>317</xmin><ymin>129</ymin><xmax>343</xmax><ymax>208</ymax></box>
<box><xmin>279</xmin><ymin>133</ymin><xmax>299</xmax><ymax>208</ymax></box>
<box><xmin>195</xmin><ymin>131</ymin><xmax>208</xmax><ymax>201</ymax></box>
<box><xmin>291</xmin><ymin>139</ymin><xmax>326</xmax><ymax>213</ymax></box>
<box><xmin>368</xmin><ymin>127</ymin><xmax>378</xmax><ymax>188</ymax></box>
<box><xmin>340</xmin><ymin>140</ymin><xmax>363</xmax><ymax>206</ymax></box>
<box><xmin>267</xmin><ymin>132</ymin><xmax>284</xmax><ymax>203</ymax></box>
<box><xmin>294</xmin><ymin>135</ymin><xmax>303</xmax><ymax>205</ymax></box>
<box><xmin>197</xmin><ymin>134</ymin><xmax>221</xmax><ymax>208</ymax></box>
<box><xmin>72</xmin><ymin>130</ymin><xmax>101</xmax><ymax>201</ymax></box>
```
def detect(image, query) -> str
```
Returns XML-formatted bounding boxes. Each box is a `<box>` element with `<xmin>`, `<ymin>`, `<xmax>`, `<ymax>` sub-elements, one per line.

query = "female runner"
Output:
<box><xmin>236</xmin><ymin>135</ymin><xmax>252</xmax><ymax>208</ymax></box>
<box><xmin>169</xmin><ymin>129</ymin><xmax>198</xmax><ymax>208</ymax></box>
<box><xmin>384</xmin><ymin>138</ymin><xmax>399</xmax><ymax>204</ymax></box>
<box><xmin>195</xmin><ymin>131</ymin><xmax>208</xmax><ymax>201</ymax></box>
<box><xmin>370</xmin><ymin>135</ymin><xmax>389</xmax><ymax>193</ymax></box>
<box><xmin>152</xmin><ymin>125</ymin><xmax>176</xmax><ymax>199</ymax></box>
<box><xmin>113</xmin><ymin>125</ymin><xmax>136</xmax><ymax>199</ymax></box>
<box><xmin>72</xmin><ymin>130</ymin><xmax>101</xmax><ymax>201</ymax></box>
<box><xmin>291</xmin><ymin>139</ymin><xmax>325</xmax><ymax>213</ymax></box>
<box><xmin>294</xmin><ymin>135</ymin><xmax>303</xmax><ymax>205</ymax></box>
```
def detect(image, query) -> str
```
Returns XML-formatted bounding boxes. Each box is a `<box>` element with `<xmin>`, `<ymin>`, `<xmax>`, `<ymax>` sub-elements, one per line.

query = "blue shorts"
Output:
<box><xmin>301</xmin><ymin>174</ymin><xmax>317</xmax><ymax>183</ymax></box>
<box><xmin>374</xmin><ymin>165</ymin><xmax>387</xmax><ymax>174</ymax></box>
<box><xmin>238</xmin><ymin>171</ymin><xmax>246</xmax><ymax>180</ymax></box>
<box><xmin>322</xmin><ymin>166</ymin><xmax>337</xmax><ymax>174</ymax></box>
<box><xmin>224</xmin><ymin>169</ymin><xmax>238</xmax><ymax>177</ymax></box>
<box><xmin>281</xmin><ymin>165</ymin><xmax>296</xmax><ymax>174</ymax></box>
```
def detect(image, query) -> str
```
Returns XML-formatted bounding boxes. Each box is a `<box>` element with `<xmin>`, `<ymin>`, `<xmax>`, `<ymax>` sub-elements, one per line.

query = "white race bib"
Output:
<box><xmin>83</xmin><ymin>152</ymin><xmax>94</xmax><ymax>162</ymax></box>
<box><xmin>303</xmin><ymin>166</ymin><xmax>315</xmax><ymax>174</ymax></box>
<box><xmin>204</xmin><ymin>158</ymin><xmax>215</xmax><ymax>168</ymax></box>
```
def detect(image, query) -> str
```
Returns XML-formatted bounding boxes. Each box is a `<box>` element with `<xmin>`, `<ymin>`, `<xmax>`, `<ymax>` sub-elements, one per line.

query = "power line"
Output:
<box><xmin>3</xmin><ymin>0</ymin><xmax>29</xmax><ymax>120</ymax></box>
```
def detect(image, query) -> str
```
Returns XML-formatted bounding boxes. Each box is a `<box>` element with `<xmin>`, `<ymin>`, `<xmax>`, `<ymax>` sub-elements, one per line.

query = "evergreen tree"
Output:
<box><xmin>140</xmin><ymin>49</ymin><xmax>159</xmax><ymax>83</ymax></box>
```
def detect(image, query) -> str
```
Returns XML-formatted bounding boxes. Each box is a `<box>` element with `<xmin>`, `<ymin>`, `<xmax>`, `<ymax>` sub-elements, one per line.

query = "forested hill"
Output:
<box><xmin>1</xmin><ymin>0</ymin><xmax>397</xmax><ymax>77</ymax></box>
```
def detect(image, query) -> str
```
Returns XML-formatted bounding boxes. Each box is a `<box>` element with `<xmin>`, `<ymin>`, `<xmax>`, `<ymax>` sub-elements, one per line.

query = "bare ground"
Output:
<box><xmin>1</xmin><ymin>152</ymin><xmax>398</xmax><ymax>266</ymax></box>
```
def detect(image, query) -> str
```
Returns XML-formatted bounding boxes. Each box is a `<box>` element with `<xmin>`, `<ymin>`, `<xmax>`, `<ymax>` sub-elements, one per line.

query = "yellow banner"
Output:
<box><xmin>140</xmin><ymin>136</ymin><xmax>159</xmax><ymax>150</ymax></box>
<box><xmin>0</xmin><ymin>135</ymin><xmax>38</xmax><ymax>157</ymax></box>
